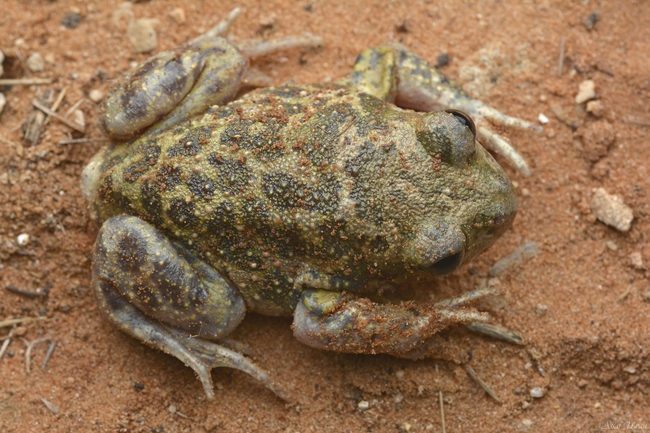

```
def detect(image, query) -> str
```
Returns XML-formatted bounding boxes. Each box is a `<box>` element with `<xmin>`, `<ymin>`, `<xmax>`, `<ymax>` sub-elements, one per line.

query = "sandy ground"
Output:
<box><xmin>1</xmin><ymin>1</ymin><xmax>649</xmax><ymax>432</ymax></box>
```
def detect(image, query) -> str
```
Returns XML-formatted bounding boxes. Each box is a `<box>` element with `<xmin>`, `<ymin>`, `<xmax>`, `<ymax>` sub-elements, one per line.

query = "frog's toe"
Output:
<box><xmin>172</xmin><ymin>330</ymin><xmax>292</xmax><ymax>402</ymax></box>
<box><xmin>234</xmin><ymin>34</ymin><xmax>323</xmax><ymax>59</ymax></box>
<box><xmin>476</xmin><ymin>125</ymin><xmax>532</xmax><ymax>177</ymax></box>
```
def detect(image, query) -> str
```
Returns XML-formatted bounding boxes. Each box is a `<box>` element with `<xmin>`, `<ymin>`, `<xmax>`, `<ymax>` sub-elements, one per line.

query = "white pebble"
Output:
<box><xmin>575</xmin><ymin>80</ymin><xmax>596</xmax><ymax>104</ymax></box>
<box><xmin>590</xmin><ymin>188</ymin><xmax>634</xmax><ymax>232</ymax></box>
<box><xmin>530</xmin><ymin>387</ymin><xmax>545</xmax><ymax>398</ymax></box>
<box><xmin>88</xmin><ymin>89</ymin><xmax>105</xmax><ymax>103</ymax></box>
<box><xmin>73</xmin><ymin>109</ymin><xmax>85</xmax><ymax>128</ymax></box>
<box><xmin>538</xmin><ymin>113</ymin><xmax>549</xmax><ymax>124</ymax></box>
<box><xmin>27</xmin><ymin>52</ymin><xmax>45</xmax><ymax>72</ymax></box>
<box><xmin>17</xmin><ymin>233</ymin><xmax>30</xmax><ymax>246</ymax></box>
<box><xmin>357</xmin><ymin>400</ymin><xmax>370</xmax><ymax>411</ymax></box>
<box><xmin>0</xmin><ymin>93</ymin><xmax>6</xmax><ymax>116</ymax></box>
<box><xmin>0</xmin><ymin>49</ymin><xmax>4</xmax><ymax>77</ymax></box>
<box><xmin>128</xmin><ymin>18</ymin><xmax>159</xmax><ymax>53</ymax></box>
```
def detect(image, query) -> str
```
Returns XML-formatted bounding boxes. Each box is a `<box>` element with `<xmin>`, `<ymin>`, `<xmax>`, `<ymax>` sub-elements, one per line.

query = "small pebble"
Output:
<box><xmin>583</xmin><ymin>12</ymin><xmax>600</xmax><ymax>31</ymax></box>
<box><xmin>590</xmin><ymin>188</ymin><xmax>634</xmax><ymax>232</ymax></box>
<box><xmin>530</xmin><ymin>387</ymin><xmax>545</xmax><ymax>398</ymax></box>
<box><xmin>17</xmin><ymin>233</ymin><xmax>30</xmax><ymax>246</ymax></box>
<box><xmin>575</xmin><ymin>80</ymin><xmax>596</xmax><ymax>104</ymax></box>
<box><xmin>629</xmin><ymin>252</ymin><xmax>644</xmax><ymax>269</ymax></box>
<box><xmin>538</xmin><ymin>113</ymin><xmax>549</xmax><ymax>124</ymax></box>
<box><xmin>61</xmin><ymin>12</ymin><xmax>82</xmax><ymax>29</ymax></box>
<box><xmin>586</xmin><ymin>100</ymin><xmax>605</xmax><ymax>117</ymax></box>
<box><xmin>73</xmin><ymin>109</ymin><xmax>85</xmax><ymax>128</ymax></box>
<box><xmin>128</xmin><ymin>18</ymin><xmax>159</xmax><ymax>53</ymax></box>
<box><xmin>89</xmin><ymin>89</ymin><xmax>105</xmax><ymax>103</ymax></box>
<box><xmin>0</xmin><ymin>93</ymin><xmax>6</xmax><ymax>117</ymax></box>
<box><xmin>436</xmin><ymin>53</ymin><xmax>451</xmax><ymax>68</ymax></box>
<box><xmin>170</xmin><ymin>7</ymin><xmax>186</xmax><ymax>24</ymax></box>
<box><xmin>357</xmin><ymin>400</ymin><xmax>370</xmax><ymax>411</ymax></box>
<box><xmin>168</xmin><ymin>405</ymin><xmax>177</xmax><ymax>414</ymax></box>
<box><xmin>522</xmin><ymin>418</ymin><xmax>533</xmax><ymax>426</ymax></box>
<box><xmin>521</xmin><ymin>188</ymin><xmax>531</xmax><ymax>197</ymax></box>
<box><xmin>580</xmin><ymin>120</ymin><xmax>615</xmax><ymax>162</ymax></box>
<box><xmin>605</xmin><ymin>241</ymin><xmax>618</xmax><ymax>251</ymax></box>
<box><xmin>623</xmin><ymin>366</ymin><xmax>636</xmax><ymax>374</ymax></box>
<box><xmin>27</xmin><ymin>52</ymin><xmax>45</xmax><ymax>72</ymax></box>
<box><xmin>0</xmin><ymin>49</ymin><xmax>5</xmax><ymax>77</ymax></box>
<box><xmin>578</xmin><ymin>379</ymin><xmax>588</xmax><ymax>388</ymax></box>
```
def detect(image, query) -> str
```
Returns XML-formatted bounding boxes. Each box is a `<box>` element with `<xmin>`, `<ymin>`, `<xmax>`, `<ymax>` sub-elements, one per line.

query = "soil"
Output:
<box><xmin>1</xmin><ymin>1</ymin><xmax>649</xmax><ymax>432</ymax></box>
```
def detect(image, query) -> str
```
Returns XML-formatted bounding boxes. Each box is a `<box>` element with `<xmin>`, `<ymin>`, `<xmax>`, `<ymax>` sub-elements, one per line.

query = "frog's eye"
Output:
<box><xmin>444</xmin><ymin>109</ymin><xmax>477</xmax><ymax>138</ymax></box>
<box><xmin>419</xmin><ymin>111</ymin><xmax>477</xmax><ymax>165</ymax></box>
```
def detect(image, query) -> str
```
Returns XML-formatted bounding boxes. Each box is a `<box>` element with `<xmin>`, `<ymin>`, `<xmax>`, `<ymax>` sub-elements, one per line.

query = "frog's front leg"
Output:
<box><xmin>93</xmin><ymin>215</ymin><xmax>289</xmax><ymax>400</ymax></box>
<box><xmin>293</xmin><ymin>287</ymin><xmax>494</xmax><ymax>359</ymax></box>
<box><xmin>339</xmin><ymin>44</ymin><xmax>540</xmax><ymax>177</ymax></box>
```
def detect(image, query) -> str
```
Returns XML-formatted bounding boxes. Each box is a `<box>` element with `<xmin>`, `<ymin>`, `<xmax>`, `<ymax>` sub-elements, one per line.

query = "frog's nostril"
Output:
<box><xmin>427</xmin><ymin>251</ymin><xmax>463</xmax><ymax>275</ymax></box>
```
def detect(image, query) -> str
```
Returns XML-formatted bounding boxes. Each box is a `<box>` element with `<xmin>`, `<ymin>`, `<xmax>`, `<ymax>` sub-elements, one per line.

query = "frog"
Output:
<box><xmin>81</xmin><ymin>9</ymin><xmax>538</xmax><ymax>401</ymax></box>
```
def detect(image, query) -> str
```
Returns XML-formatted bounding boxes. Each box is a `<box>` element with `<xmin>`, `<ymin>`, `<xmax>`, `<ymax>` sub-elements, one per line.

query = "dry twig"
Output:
<box><xmin>465</xmin><ymin>365</ymin><xmax>502</xmax><ymax>403</ymax></box>
<box><xmin>557</xmin><ymin>37</ymin><xmax>565</xmax><ymax>76</ymax></box>
<box><xmin>58</xmin><ymin>137</ymin><xmax>108</xmax><ymax>145</ymax></box>
<box><xmin>5</xmin><ymin>284</ymin><xmax>48</xmax><ymax>298</ymax></box>
<box><xmin>43</xmin><ymin>87</ymin><xmax>68</xmax><ymax>127</ymax></box>
<box><xmin>31</xmin><ymin>98</ymin><xmax>85</xmax><ymax>132</ymax></box>
<box><xmin>41</xmin><ymin>341</ymin><xmax>57</xmax><ymax>371</ymax></box>
<box><xmin>0</xmin><ymin>317</ymin><xmax>49</xmax><ymax>328</ymax></box>
<box><xmin>0</xmin><ymin>78</ymin><xmax>53</xmax><ymax>85</ymax></box>
<box><xmin>21</xmin><ymin>337</ymin><xmax>47</xmax><ymax>374</ymax></box>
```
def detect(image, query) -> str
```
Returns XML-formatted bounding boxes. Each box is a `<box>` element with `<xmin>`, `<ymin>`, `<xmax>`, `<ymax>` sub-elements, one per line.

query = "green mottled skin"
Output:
<box><xmin>88</xmin><ymin>83</ymin><xmax>516</xmax><ymax>316</ymax></box>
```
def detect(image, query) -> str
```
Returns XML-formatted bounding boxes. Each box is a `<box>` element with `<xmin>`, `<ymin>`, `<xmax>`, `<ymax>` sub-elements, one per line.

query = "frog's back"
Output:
<box><xmin>86</xmin><ymin>84</ymin><xmax>415</xmax><ymax>314</ymax></box>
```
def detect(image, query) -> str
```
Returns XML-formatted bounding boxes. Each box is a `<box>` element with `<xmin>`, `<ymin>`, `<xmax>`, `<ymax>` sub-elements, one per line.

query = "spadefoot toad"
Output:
<box><xmin>82</xmin><ymin>10</ymin><xmax>536</xmax><ymax>400</ymax></box>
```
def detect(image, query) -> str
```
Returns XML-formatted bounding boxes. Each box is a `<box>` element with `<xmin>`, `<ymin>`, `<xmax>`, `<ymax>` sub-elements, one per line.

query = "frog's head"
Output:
<box><xmin>402</xmin><ymin>110</ymin><xmax>518</xmax><ymax>276</ymax></box>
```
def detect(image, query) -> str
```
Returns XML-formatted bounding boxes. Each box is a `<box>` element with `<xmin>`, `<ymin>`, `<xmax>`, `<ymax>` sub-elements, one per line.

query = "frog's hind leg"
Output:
<box><xmin>339</xmin><ymin>44</ymin><xmax>540</xmax><ymax>176</ymax></box>
<box><xmin>92</xmin><ymin>215</ymin><xmax>289</xmax><ymax>400</ymax></box>
<box><xmin>293</xmin><ymin>286</ymin><xmax>498</xmax><ymax>360</ymax></box>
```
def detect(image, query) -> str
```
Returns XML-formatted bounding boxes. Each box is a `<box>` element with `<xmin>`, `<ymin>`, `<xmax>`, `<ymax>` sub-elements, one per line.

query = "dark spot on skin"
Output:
<box><xmin>98</xmin><ymin>173</ymin><xmax>132</xmax><ymax>213</ymax></box>
<box><xmin>219</xmin><ymin>115</ymin><xmax>285</xmax><ymax>160</ymax></box>
<box><xmin>207</xmin><ymin>154</ymin><xmax>253</xmax><ymax>195</ymax></box>
<box><xmin>188</xmin><ymin>173</ymin><xmax>216</xmax><ymax>200</ymax></box>
<box><xmin>309</xmin><ymin>174</ymin><xmax>340</xmax><ymax>216</ymax></box>
<box><xmin>204</xmin><ymin>201</ymin><xmax>242</xmax><ymax>253</ymax></box>
<box><xmin>116</xmin><ymin>232</ymin><xmax>148</xmax><ymax>273</ymax></box>
<box><xmin>370</xmin><ymin>234</ymin><xmax>390</xmax><ymax>253</ymax></box>
<box><xmin>97</xmin><ymin>279</ymin><xmax>127</xmax><ymax>312</ymax></box>
<box><xmin>155</xmin><ymin>165</ymin><xmax>183</xmax><ymax>191</ymax></box>
<box><xmin>140</xmin><ymin>180</ymin><xmax>166</xmax><ymax>227</ymax></box>
<box><xmin>167</xmin><ymin>127</ymin><xmax>211</xmax><ymax>158</ymax></box>
<box><xmin>123</xmin><ymin>141</ymin><xmax>161</xmax><ymax>182</ymax></box>
<box><xmin>168</xmin><ymin>197</ymin><xmax>199</xmax><ymax>228</ymax></box>
<box><xmin>261</xmin><ymin>171</ymin><xmax>338</xmax><ymax>214</ymax></box>
<box><xmin>262</xmin><ymin>172</ymin><xmax>306</xmax><ymax>210</ymax></box>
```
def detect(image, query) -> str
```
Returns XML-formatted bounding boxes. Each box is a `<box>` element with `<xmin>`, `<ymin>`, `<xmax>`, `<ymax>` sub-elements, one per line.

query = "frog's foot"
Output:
<box><xmin>191</xmin><ymin>7</ymin><xmax>323</xmax><ymax>59</ymax></box>
<box><xmin>92</xmin><ymin>215</ymin><xmax>289</xmax><ymax>401</ymax></box>
<box><xmin>168</xmin><ymin>329</ymin><xmax>292</xmax><ymax>401</ymax></box>
<box><xmin>339</xmin><ymin>43</ymin><xmax>540</xmax><ymax>177</ymax></box>
<box><xmin>293</xmin><ymin>287</ymin><xmax>496</xmax><ymax>357</ymax></box>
